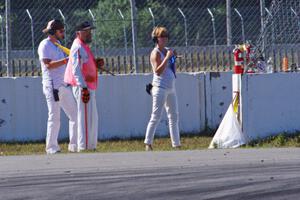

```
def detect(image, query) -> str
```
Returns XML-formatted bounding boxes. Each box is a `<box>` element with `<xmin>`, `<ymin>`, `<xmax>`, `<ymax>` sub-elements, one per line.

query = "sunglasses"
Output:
<box><xmin>159</xmin><ymin>34</ymin><xmax>169</xmax><ymax>38</ymax></box>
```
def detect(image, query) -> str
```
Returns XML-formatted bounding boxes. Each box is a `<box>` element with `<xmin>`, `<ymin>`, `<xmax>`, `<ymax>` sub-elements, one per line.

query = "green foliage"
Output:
<box><xmin>273</xmin><ymin>133</ymin><xmax>286</xmax><ymax>146</ymax></box>
<box><xmin>91</xmin><ymin>0</ymin><xmax>130</xmax><ymax>48</ymax></box>
<box><xmin>87</xmin><ymin>0</ymin><xmax>212</xmax><ymax>48</ymax></box>
<box><xmin>246</xmin><ymin>132</ymin><xmax>300</xmax><ymax>148</ymax></box>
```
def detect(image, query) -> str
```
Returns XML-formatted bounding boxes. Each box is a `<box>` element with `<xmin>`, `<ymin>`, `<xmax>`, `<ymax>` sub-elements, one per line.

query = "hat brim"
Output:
<box><xmin>77</xmin><ymin>26</ymin><xmax>96</xmax><ymax>31</ymax></box>
<box><xmin>42</xmin><ymin>28</ymin><xmax>50</xmax><ymax>33</ymax></box>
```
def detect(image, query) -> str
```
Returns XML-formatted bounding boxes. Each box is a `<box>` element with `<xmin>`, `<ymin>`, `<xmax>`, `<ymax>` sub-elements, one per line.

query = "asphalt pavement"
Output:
<box><xmin>0</xmin><ymin>148</ymin><xmax>299</xmax><ymax>200</ymax></box>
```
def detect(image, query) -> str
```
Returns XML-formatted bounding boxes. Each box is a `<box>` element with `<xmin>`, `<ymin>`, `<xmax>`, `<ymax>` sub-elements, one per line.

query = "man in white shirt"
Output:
<box><xmin>38</xmin><ymin>19</ymin><xmax>78</xmax><ymax>154</ymax></box>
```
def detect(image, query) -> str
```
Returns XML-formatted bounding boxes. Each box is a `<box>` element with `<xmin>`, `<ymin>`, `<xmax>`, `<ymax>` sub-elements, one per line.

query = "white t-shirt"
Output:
<box><xmin>37</xmin><ymin>37</ymin><xmax>67</xmax><ymax>89</ymax></box>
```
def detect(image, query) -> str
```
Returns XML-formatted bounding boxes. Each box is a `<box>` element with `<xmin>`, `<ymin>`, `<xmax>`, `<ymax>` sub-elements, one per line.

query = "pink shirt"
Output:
<box><xmin>64</xmin><ymin>38</ymin><xmax>98</xmax><ymax>90</ymax></box>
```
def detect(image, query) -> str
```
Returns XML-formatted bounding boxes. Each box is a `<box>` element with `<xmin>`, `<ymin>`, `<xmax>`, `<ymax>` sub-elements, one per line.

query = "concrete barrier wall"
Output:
<box><xmin>2</xmin><ymin>72</ymin><xmax>231</xmax><ymax>141</ymax></box>
<box><xmin>1</xmin><ymin>72</ymin><xmax>297</xmax><ymax>142</ymax></box>
<box><xmin>205</xmin><ymin>72</ymin><xmax>233</xmax><ymax>129</ymax></box>
<box><xmin>242</xmin><ymin>73</ymin><xmax>300</xmax><ymax>139</ymax></box>
<box><xmin>97</xmin><ymin>73</ymin><xmax>205</xmax><ymax>139</ymax></box>
<box><xmin>0</xmin><ymin>77</ymin><xmax>49</xmax><ymax>141</ymax></box>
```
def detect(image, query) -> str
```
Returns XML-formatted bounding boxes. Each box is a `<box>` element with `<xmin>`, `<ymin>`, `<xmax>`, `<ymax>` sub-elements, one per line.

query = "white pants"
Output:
<box><xmin>73</xmin><ymin>86</ymin><xmax>98</xmax><ymax>151</ymax></box>
<box><xmin>43</xmin><ymin>85</ymin><xmax>78</xmax><ymax>154</ymax></box>
<box><xmin>144</xmin><ymin>86</ymin><xmax>181</xmax><ymax>147</ymax></box>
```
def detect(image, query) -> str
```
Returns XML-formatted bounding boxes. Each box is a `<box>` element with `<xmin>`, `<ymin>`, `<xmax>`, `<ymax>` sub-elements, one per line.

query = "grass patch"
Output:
<box><xmin>246</xmin><ymin>132</ymin><xmax>300</xmax><ymax>148</ymax></box>
<box><xmin>0</xmin><ymin>134</ymin><xmax>212</xmax><ymax>156</ymax></box>
<box><xmin>0</xmin><ymin>132</ymin><xmax>299</xmax><ymax>156</ymax></box>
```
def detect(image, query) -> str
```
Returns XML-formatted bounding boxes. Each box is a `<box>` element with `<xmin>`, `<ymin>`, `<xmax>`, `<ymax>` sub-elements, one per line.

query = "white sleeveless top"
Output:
<box><xmin>151</xmin><ymin>47</ymin><xmax>175</xmax><ymax>89</ymax></box>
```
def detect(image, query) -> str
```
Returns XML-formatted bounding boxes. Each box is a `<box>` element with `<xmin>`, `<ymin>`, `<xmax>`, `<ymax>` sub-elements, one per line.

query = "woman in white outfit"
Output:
<box><xmin>144</xmin><ymin>26</ymin><xmax>181</xmax><ymax>151</ymax></box>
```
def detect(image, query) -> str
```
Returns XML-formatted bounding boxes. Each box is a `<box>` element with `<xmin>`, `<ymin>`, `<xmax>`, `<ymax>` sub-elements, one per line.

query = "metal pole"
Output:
<box><xmin>178</xmin><ymin>8</ymin><xmax>188</xmax><ymax>49</ymax></box>
<box><xmin>290</xmin><ymin>7</ymin><xmax>300</xmax><ymax>30</ymax></box>
<box><xmin>130</xmin><ymin>0</ymin><xmax>138</xmax><ymax>73</ymax></box>
<box><xmin>226</xmin><ymin>0</ymin><xmax>232</xmax><ymax>46</ymax></box>
<box><xmin>26</xmin><ymin>9</ymin><xmax>35</xmax><ymax>62</ymax></box>
<box><xmin>260</xmin><ymin>0</ymin><xmax>265</xmax><ymax>57</ymax></box>
<box><xmin>148</xmin><ymin>8</ymin><xmax>155</xmax><ymax>28</ymax></box>
<box><xmin>265</xmin><ymin>7</ymin><xmax>275</xmax><ymax>72</ymax></box>
<box><xmin>234</xmin><ymin>8</ymin><xmax>245</xmax><ymax>44</ymax></box>
<box><xmin>0</xmin><ymin>15</ymin><xmax>4</xmax><ymax>63</ymax></box>
<box><xmin>88</xmin><ymin>9</ymin><xmax>98</xmax><ymax>56</ymax></box>
<box><xmin>265</xmin><ymin>8</ymin><xmax>275</xmax><ymax>47</ymax></box>
<box><xmin>208</xmin><ymin>8</ymin><xmax>218</xmax><ymax>69</ymax></box>
<box><xmin>58</xmin><ymin>9</ymin><xmax>67</xmax><ymax>45</ymax></box>
<box><xmin>5</xmin><ymin>0</ymin><xmax>11</xmax><ymax>77</ymax></box>
<box><xmin>118</xmin><ymin>9</ymin><xmax>128</xmax><ymax>63</ymax></box>
<box><xmin>207</xmin><ymin>8</ymin><xmax>216</xmax><ymax>47</ymax></box>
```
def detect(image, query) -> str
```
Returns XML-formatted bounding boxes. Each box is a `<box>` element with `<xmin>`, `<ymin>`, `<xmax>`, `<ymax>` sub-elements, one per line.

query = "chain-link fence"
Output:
<box><xmin>0</xmin><ymin>0</ymin><xmax>299</xmax><ymax>76</ymax></box>
<box><xmin>255</xmin><ymin>0</ymin><xmax>300</xmax><ymax>72</ymax></box>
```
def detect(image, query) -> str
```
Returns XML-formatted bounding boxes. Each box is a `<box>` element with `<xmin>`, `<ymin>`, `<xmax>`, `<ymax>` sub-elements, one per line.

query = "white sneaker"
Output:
<box><xmin>68</xmin><ymin>145</ymin><xmax>77</xmax><ymax>153</ymax></box>
<box><xmin>77</xmin><ymin>148</ymin><xmax>86</xmax><ymax>153</ymax></box>
<box><xmin>145</xmin><ymin>144</ymin><xmax>153</xmax><ymax>151</ymax></box>
<box><xmin>172</xmin><ymin>145</ymin><xmax>181</xmax><ymax>150</ymax></box>
<box><xmin>46</xmin><ymin>150</ymin><xmax>61</xmax><ymax>155</ymax></box>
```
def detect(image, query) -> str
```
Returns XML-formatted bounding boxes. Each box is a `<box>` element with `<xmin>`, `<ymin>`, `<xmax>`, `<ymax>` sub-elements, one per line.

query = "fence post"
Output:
<box><xmin>226</xmin><ymin>0</ymin><xmax>232</xmax><ymax>46</ymax></box>
<box><xmin>178</xmin><ymin>8</ymin><xmax>188</xmax><ymax>69</ymax></box>
<box><xmin>260</xmin><ymin>0</ymin><xmax>265</xmax><ymax>57</ymax></box>
<box><xmin>148</xmin><ymin>8</ymin><xmax>155</xmax><ymax>28</ymax></box>
<box><xmin>265</xmin><ymin>8</ymin><xmax>275</xmax><ymax>48</ymax></box>
<box><xmin>0</xmin><ymin>15</ymin><xmax>3</xmax><ymax>65</ymax></box>
<box><xmin>88</xmin><ymin>9</ymin><xmax>98</xmax><ymax>57</ymax></box>
<box><xmin>58</xmin><ymin>9</ymin><xmax>67</xmax><ymax>46</ymax></box>
<box><xmin>117</xmin><ymin>56</ymin><xmax>120</xmax><ymax>74</ymax></box>
<box><xmin>178</xmin><ymin>8</ymin><xmax>188</xmax><ymax>50</ymax></box>
<box><xmin>207</xmin><ymin>8</ymin><xmax>216</xmax><ymax>47</ymax></box>
<box><xmin>5</xmin><ymin>0</ymin><xmax>12</xmax><ymax>77</ymax></box>
<box><xmin>208</xmin><ymin>8</ymin><xmax>218</xmax><ymax>70</ymax></box>
<box><xmin>26</xmin><ymin>9</ymin><xmax>35</xmax><ymax>66</ymax></box>
<box><xmin>118</xmin><ymin>9</ymin><xmax>128</xmax><ymax>64</ymax></box>
<box><xmin>130</xmin><ymin>0</ymin><xmax>138</xmax><ymax>73</ymax></box>
<box><xmin>234</xmin><ymin>8</ymin><xmax>245</xmax><ymax>45</ymax></box>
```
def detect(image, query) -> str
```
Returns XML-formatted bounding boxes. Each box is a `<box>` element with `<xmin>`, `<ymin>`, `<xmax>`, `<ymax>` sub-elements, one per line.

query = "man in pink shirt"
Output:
<box><xmin>65</xmin><ymin>21</ymin><xmax>103</xmax><ymax>151</ymax></box>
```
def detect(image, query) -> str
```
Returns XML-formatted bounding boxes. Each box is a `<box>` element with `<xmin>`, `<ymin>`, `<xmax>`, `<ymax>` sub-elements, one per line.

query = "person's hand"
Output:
<box><xmin>173</xmin><ymin>50</ymin><xmax>177</xmax><ymax>57</ymax></box>
<box><xmin>166</xmin><ymin>49</ymin><xmax>174</xmax><ymax>59</ymax></box>
<box><xmin>63</xmin><ymin>57</ymin><xmax>69</xmax><ymax>64</ymax></box>
<box><xmin>95</xmin><ymin>57</ymin><xmax>105</xmax><ymax>69</ymax></box>
<box><xmin>81</xmin><ymin>88</ymin><xmax>90</xmax><ymax>104</ymax></box>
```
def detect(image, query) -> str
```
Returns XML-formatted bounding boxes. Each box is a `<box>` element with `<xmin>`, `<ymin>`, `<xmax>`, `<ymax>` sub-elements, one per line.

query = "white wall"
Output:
<box><xmin>0</xmin><ymin>77</ymin><xmax>50</xmax><ymax>141</ymax></box>
<box><xmin>1</xmin><ymin>73</ymin><xmax>218</xmax><ymax>141</ymax></box>
<box><xmin>205</xmin><ymin>72</ymin><xmax>233</xmax><ymax>129</ymax></box>
<box><xmin>97</xmin><ymin>73</ymin><xmax>205</xmax><ymax>139</ymax></box>
<box><xmin>242</xmin><ymin>73</ymin><xmax>300</xmax><ymax>139</ymax></box>
<box><xmin>3</xmin><ymin>72</ymin><xmax>299</xmax><ymax>142</ymax></box>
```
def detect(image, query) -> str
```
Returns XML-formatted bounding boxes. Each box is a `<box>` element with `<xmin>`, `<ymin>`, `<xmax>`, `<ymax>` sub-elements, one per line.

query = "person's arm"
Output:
<box><xmin>95</xmin><ymin>57</ymin><xmax>105</xmax><ymax>70</ymax></box>
<box><xmin>150</xmin><ymin>49</ymin><xmax>173</xmax><ymax>76</ymax></box>
<box><xmin>72</xmin><ymin>46</ymin><xmax>87</xmax><ymax>88</ymax></box>
<box><xmin>38</xmin><ymin>41</ymin><xmax>68</xmax><ymax>70</ymax></box>
<box><xmin>42</xmin><ymin>58</ymin><xmax>68</xmax><ymax>70</ymax></box>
